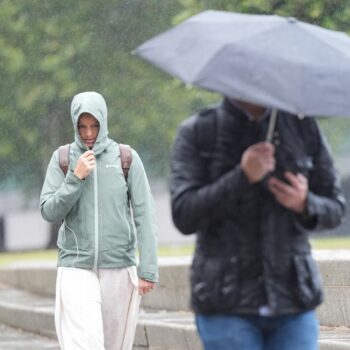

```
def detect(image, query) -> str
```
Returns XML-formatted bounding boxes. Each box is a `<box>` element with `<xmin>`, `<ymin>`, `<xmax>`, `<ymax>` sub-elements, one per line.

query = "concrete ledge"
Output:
<box><xmin>0</xmin><ymin>262</ymin><xmax>56</xmax><ymax>297</ymax></box>
<box><xmin>0</xmin><ymin>284</ymin><xmax>55</xmax><ymax>338</ymax></box>
<box><xmin>0</xmin><ymin>282</ymin><xmax>199</xmax><ymax>349</ymax></box>
<box><xmin>2</xmin><ymin>251</ymin><xmax>350</xmax><ymax>328</ymax></box>
<box><xmin>1</xmin><ymin>283</ymin><xmax>350</xmax><ymax>350</ymax></box>
<box><xmin>136</xmin><ymin>311</ymin><xmax>201</xmax><ymax>350</ymax></box>
<box><xmin>319</xmin><ymin>326</ymin><xmax>350</xmax><ymax>350</ymax></box>
<box><xmin>0</xmin><ymin>324</ymin><xmax>59</xmax><ymax>350</ymax></box>
<box><xmin>320</xmin><ymin>341</ymin><xmax>350</xmax><ymax>350</ymax></box>
<box><xmin>0</xmin><ymin>257</ymin><xmax>193</xmax><ymax>311</ymax></box>
<box><xmin>314</xmin><ymin>250</ymin><xmax>350</xmax><ymax>327</ymax></box>
<box><xmin>142</xmin><ymin>257</ymin><xmax>191</xmax><ymax>311</ymax></box>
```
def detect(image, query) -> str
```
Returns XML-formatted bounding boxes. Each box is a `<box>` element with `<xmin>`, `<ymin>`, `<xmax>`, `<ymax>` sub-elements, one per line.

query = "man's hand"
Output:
<box><xmin>241</xmin><ymin>142</ymin><xmax>275</xmax><ymax>183</ymax></box>
<box><xmin>268</xmin><ymin>171</ymin><xmax>308</xmax><ymax>213</ymax></box>
<box><xmin>74</xmin><ymin>150</ymin><xmax>96</xmax><ymax>180</ymax></box>
<box><xmin>138</xmin><ymin>278</ymin><xmax>155</xmax><ymax>296</ymax></box>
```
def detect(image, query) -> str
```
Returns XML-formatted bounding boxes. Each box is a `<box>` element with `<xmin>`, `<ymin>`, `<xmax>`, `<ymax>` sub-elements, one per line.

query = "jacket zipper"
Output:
<box><xmin>93</xmin><ymin>164</ymin><xmax>99</xmax><ymax>270</ymax></box>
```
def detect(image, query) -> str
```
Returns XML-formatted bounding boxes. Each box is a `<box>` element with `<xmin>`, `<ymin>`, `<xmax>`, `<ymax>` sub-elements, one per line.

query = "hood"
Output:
<box><xmin>71</xmin><ymin>91</ymin><xmax>112</xmax><ymax>154</ymax></box>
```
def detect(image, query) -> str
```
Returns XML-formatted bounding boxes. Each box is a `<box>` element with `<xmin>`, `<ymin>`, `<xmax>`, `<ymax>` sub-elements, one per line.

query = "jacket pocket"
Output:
<box><xmin>293</xmin><ymin>254</ymin><xmax>323</xmax><ymax>308</ymax></box>
<box><xmin>99</xmin><ymin>203</ymin><xmax>135</xmax><ymax>252</ymax></box>
<box><xmin>57</xmin><ymin>220</ymin><xmax>90</xmax><ymax>252</ymax></box>
<box><xmin>191</xmin><ymin>255</ymin><xmax>239</xmax><ymax>312</ymax></box>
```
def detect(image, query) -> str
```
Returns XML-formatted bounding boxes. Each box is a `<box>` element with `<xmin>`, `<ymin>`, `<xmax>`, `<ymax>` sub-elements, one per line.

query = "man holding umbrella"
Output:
<box><xmin>135</xmin><ymin>10</ymin><xmax>349</xmax><ymax>349</ymax></box>
<box><xmin>170</xmin><ymin>95</ymin><xmax>345</xmax><ymax>349</ymax></box>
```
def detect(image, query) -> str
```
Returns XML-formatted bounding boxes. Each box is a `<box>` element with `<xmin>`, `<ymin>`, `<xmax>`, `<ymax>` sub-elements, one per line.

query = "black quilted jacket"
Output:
<box><xmin>170</xmin><ymin>98</ymin><xmax>345</xmax><ymax>315</ymax></box>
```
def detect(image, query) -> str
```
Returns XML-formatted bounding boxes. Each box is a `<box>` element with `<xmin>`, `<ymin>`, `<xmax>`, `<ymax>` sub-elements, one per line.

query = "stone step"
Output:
<box><xmin>2</xmin><ymin>252</ymin><xmax>350</xmax><ymax>328</ymax></box>
<box><xmin>0</xmin><ymin>283</ymin><xmax>349</xmax><ymax>350</ymax></box>
<box><xmin>0</xmin><ymin>323</ymin><xmax>146</xmax><ymax>350</ymax></box>
<box><xmin>0</xmin><ymin>257</ymin><xmax>192</xmax><ymax>312</ymax></box>
<box><xmin>314</xmin><ymin>250</ymin><xmax>350</xmax><ymax>327</ymax></box>
<box><xmin>0</xmin><ymin>323</ymin><xmax>59</xmax><ymax>350</ymax></box>
<box><xmin>319</xmin><ymin>326</ymin><xmax>350</xmax><ymax>350</ymax></box>
<box><xmin>0</xmin><ymin>262</ymin><xmax>56</xmax><ymax>298</ymax></box>
<box><xmin>0</xmin><ymin>283</ymin><xmax>200</xmax><ymax>350</ymax></box>
<box><xmin>0</xmin><ymin>283</ymin><xmax>55</xmax><ymax>338</ymax></box>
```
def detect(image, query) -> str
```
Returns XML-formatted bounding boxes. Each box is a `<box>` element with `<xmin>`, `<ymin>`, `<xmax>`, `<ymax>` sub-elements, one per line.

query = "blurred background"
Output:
<box><xmin>1</xmin><ymin>0</ymin><xmax>350</xmax><ymax>263</ymax></box>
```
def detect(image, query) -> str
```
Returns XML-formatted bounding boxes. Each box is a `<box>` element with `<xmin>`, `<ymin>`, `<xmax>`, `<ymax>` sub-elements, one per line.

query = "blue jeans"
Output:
<box><xmin>196</xmin><ymin>310</ymin><xmax>319</xmax><ymax>350</ymax></box>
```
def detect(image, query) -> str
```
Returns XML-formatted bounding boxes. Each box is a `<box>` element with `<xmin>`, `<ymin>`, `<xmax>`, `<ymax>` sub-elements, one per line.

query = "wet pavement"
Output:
<box><xmin>0</xmin><ymin>324</ymin><xmax>59</xmax><ymax>350</ymax></box>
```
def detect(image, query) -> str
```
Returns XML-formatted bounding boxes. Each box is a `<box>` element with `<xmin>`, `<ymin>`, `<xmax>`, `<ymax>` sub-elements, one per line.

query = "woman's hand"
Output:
<box><xmin>73</xmin><ymin>151</ymin><xmax>96</xmax><ymax>179</ymax></box>
<box><xmin>138</xmin><ymin>278</ymin><xmax>155</xmax><ymax>295</ymax></box>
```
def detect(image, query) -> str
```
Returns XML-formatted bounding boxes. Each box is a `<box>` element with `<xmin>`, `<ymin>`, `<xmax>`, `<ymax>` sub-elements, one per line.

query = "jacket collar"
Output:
<box><xmin>221</xmin><ymin>97</ymin><xmax>271</xmax><ymax>123</ymax></box>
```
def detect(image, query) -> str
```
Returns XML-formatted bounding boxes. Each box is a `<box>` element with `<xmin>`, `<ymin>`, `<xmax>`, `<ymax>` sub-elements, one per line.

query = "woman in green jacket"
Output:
<box><xmin>40</xmin><ymin>91</ymin><xmax>158</xmax><ymax>350</ymax></box>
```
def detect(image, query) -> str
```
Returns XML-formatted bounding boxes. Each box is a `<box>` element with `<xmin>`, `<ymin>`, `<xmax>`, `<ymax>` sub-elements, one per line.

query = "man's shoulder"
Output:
<box><xmin>179</xmin><ymin>104</ymin><xmax>220</xmax><ymax>131</ymax></box>
<box><xmin>280</xmin><ymin>111</ymin><xmax>317</xmax><ymax>124</ymax></box>
<box><xmin>279</xmin><ymin>111</ymin><xmax>319</xmax><ymax>132</ymax></box>
<box><xmin>175</xmin><ymin>104</ymin><xmax>221</xmax><ymax>153</ymax></box>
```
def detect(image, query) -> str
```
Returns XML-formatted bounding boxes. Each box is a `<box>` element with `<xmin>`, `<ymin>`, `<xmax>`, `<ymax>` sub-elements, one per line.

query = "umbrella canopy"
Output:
<box><xmin>134</xmin><ymin>10</ymin><xmax>350</xmax><ymax>117</ymax></box>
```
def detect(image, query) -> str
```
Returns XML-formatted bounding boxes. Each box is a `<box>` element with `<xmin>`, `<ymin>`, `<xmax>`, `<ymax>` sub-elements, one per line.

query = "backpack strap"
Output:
<box><xmin>57</xmin><ymin>143</ymin><xmax>133</xmax><ymax>181</ymax></box>
<box><xmin>58</xmin><ymin>144</ymin><xmax>70</xmax><ymax>175</ymax></box>
<box><xmin>196</xmin><ymin>107</ymin><xmax>218</xmax><ymax>156</ymax></box>
<box><xmin>294</xmin><ymin>116</ymin><xmax>318</xmax><ymax>157</ymax></box>
<box><xmin>119</xmin><ymin>143</ymin><xmax>132</xmax><ymax>180</ymax></box>
<box><xmin>195</xmin><ymin>105</ymin><xmax>220</xmax><ymax>181</ymax></box>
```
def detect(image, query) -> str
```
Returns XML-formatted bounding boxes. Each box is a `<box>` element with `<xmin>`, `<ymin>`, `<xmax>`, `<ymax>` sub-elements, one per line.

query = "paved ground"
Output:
<box><xmin>0</xmin><ymin>324</ymin><xmax>149</xmax><ymax>350</ymax></box>
<box><xmin>0</xmin><ymin>324</ymin><xmax>59</xmax><ymax>350</ymax></box>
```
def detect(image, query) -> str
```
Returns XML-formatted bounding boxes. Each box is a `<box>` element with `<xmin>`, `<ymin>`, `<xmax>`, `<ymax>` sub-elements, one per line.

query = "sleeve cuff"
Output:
<box><xmin>66</xmin><ymin>169</ymin><xmax>84</xmax><ymax>184</ymax></box>
<box><xmin>138</xmin><ymin>269</ymin><xmax>158</xmax><ymax>283</ymax></box>
<box><xmin>296</xmin><ymin>193</ymin><xmax>318</xmax><ymax>230</ymax></box>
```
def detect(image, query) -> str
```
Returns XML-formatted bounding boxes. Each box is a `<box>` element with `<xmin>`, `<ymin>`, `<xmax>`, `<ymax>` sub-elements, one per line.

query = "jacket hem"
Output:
<box><xmin>57</xmin><ymin>261</ymin><xmax>136</xmax><ymax>269</ymax></box>
<box><xmin>192</xmin><ymin>305</ymin><xmax>318</xmax><ymax>317</ymax></box>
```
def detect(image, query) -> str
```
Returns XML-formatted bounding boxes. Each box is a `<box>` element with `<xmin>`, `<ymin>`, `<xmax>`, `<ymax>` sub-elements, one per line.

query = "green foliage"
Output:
<box><xmin>1</xmin><ymin>0</ymin><xmax>350</xmax><ymax>195</ymax></box>
<box><xmin>174</xmin><ymin>0</ymin><xmax>350</xmax><ymax>161</ymax></box>
<box><xmin>175</xmin><ymin>0</ymin><xmax>350</xmax><ymax>31</ymax></box>
<box><xmin>0</xmin><ymin>0</ymin><xmax>200</xmax><ymax>192</ymax></box>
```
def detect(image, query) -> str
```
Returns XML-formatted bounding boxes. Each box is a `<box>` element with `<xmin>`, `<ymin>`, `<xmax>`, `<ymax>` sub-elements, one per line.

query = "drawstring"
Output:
<box><xmin>64</xmin><ymin>221</ymin><xmax>80</xmax><ymax>267</ymax></box>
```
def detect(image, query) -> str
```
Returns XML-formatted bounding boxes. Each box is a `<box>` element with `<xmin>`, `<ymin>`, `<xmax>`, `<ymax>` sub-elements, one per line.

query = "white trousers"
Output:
<box><xmin>55</xmin><ymin>266</ymin><xmax>141</xmax><ymax>350</ymax></box>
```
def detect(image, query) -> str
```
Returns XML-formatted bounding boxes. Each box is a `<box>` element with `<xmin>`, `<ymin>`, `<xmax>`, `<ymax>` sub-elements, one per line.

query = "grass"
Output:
<box><xmin>0</xmin><ymin>237</ymin><xmax>349</xmax><ymax>267</ymax></box>
<box><xmin>310</xmin><ymin>236</ymin><xmax>350</xmax><ymax>249</ymax></box>
<box><xmin>0</xmin><ymin>245</ymin><xmax>195</xmax><ymax>267</ymax></box>
<box><xmin>0</xmin><ymin>249</ymin><xmax>58</xmax><ymax>267</ymax></box>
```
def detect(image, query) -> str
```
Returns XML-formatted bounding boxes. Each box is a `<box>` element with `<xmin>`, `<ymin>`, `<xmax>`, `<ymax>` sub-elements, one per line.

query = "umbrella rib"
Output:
<box><xmin>190</xmin><ymin>20</ymin><xmax>286</xmax><ymax>83</ymax></box>
<box><xmin>300</xmin><ymin>24</ymin><xmax>350</xmax><ymax>58</ymax></box>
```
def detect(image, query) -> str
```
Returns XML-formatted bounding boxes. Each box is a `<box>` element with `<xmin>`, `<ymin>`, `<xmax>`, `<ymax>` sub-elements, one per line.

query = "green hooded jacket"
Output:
<box><xmin>40</xmin><ymin>91</ymin><xmax>158</xmax><ymax>282</ymax></box>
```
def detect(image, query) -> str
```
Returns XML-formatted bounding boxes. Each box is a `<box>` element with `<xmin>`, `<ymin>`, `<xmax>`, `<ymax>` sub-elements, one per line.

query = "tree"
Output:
<box><xmin>175</xmin><ymin>0</ymin><xmax>350</xmax><ymax>31</ymax></box>
<box><xmin>172</xmin><ymin>0</ymin><xmax>350</xmax><ymax>158</ymax></box>
<box><xmin>0</xmin><ymin>0</ymin><xmax>210</xmax><ymax>195</ymax></box>
<box><xmin>1</xmin><ymin>0</ymin><xmax>349</xmax><ymax>198</ymax></box>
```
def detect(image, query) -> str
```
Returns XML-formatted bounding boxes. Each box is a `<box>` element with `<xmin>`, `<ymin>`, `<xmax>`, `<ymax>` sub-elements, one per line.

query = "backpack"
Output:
<box><xmin>58</xmin><ymin>143</ymin><xmax>132</xmax><ymax>180</ymax></box>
